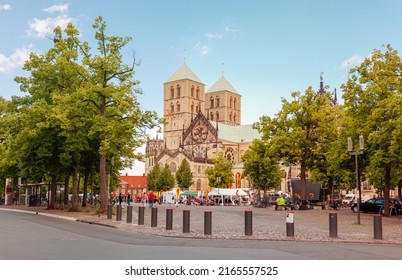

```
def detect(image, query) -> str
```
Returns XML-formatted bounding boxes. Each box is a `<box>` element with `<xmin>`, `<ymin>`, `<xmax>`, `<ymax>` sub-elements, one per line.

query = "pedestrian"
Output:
<box><xmin>127</xmin><ymin>194</ymin><xmax>131</xmax><ymax>206</ymax></box>
<box><xmin>118</xmin><ymin>193</ymin><xmax>122</xmax><ymax>205</ymax></box>
<box><xmin>141</xmin><ymin>193</ymin><xmax>148</xmax><ymax>207</ymax></box>
<box><xmin>149</xmin><ymin>192</ymin><xmax>155</xmax><ymax>208</ymax></box>
<box><xmin>275</xmin><ymin>194</ymin><xmax>285</xmax><ymax>211</ymax></box>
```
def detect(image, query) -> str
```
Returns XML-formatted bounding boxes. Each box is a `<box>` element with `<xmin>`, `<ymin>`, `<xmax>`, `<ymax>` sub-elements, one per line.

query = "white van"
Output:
<box><xmin>342</xmin><ymin>194</ymin><xmax>355</xmax><ymax>205</ymax></box>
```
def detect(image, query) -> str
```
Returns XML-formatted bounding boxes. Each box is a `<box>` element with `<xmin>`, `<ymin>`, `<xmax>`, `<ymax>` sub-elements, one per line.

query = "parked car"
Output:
<box><xmin>390</xmin><ymin>198</ymin><xmax>402</xmax><ymax>214</ymax></box>
<box><xmin>351</xmin><ymin>198</ymin><xmax>401</xmax><ymax>215</ymax></box>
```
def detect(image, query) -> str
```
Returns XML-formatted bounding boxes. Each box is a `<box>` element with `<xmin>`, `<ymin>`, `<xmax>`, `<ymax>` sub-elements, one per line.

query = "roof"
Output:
<box><xmin>206</xmin><ymin>74</ymin><xmax>239</xmax><ymax>94</ymax></box>
<box><xmin>118</xmin><ymin>175</ymin><xmax>147</xmax><ymax>187</ymax></box>
<box><xmin>165</xmin><ymin>63</ymin><xmax>203</xmax><ymax>84</ymax></box>
<box><xmin>210</xmin><ymin>121</ymin><xmax>261</xmax><ymax>143</ymax></box>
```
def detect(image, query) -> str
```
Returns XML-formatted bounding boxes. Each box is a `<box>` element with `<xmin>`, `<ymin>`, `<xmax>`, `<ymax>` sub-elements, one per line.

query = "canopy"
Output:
<box><xmin>181</xmin><ymin>190</ymin><xmax>197</xmax><ymax>196</ymax></box>
<box><xmin>208</xmin><ymin>188</ymin><xmax>247</xmax><ymax>196</ymax></box>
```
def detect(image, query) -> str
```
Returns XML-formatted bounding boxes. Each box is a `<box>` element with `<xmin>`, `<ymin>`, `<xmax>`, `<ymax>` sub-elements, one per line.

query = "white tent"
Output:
<box><xmin>208</xmin><ymin>188</ymin><xmax>247</xmax><ymax>196</ymax></box>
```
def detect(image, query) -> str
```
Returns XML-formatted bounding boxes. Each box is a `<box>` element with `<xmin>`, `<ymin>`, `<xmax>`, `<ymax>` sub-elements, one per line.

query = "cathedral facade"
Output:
<box><xmin>145</xmin><ymin>63</ymin><xmax>261</xmax><ymax>192</ymax></box>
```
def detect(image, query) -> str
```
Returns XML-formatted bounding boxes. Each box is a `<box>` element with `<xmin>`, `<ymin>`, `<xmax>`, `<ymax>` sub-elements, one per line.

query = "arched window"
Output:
<box><xmin>170</xmin><ymin>103</ymin><xmax>174</xmax><ymax>113</ymax></box>
<box><xmin>176</xmin><ymin>101</ymin><xmax>180</xmax><ymax>112</ymax></box>
<box><xmin>229</xmin><ymin>113</ymin><xmax>232</xmax><ymax>121</ymax></box>
<box><xmin>216</xmin><ymin>111</ymin><xmax>219</xmax><ymax>121</ymax></box>
<box><xmin>170</xmin><ymin>162</ymin><xmax>177</xmax><ymax>173</ymax></box>
<box><xmin>210</xmin><ymin>97</ymin><xmax>214</xmax><ymax>108</ymax></box>
<box><xmin>225</xmin><ymin>147</ymin><xmax>235</xmax><ymax>163</ymax></box>
<box><xmin>191</xmin><ymin>86</ymin><xmax>194</xmax><ymax>97</ymax></box>
<box><xmin>196</xmin><ymin>87</ymin><xmax>199</xmax><ymax>99</ymax></box>
<box><xmin>234</xmin><ymin>98</ymin><xmax>237</xmax><ymax>109</ymax></box>
<box><xmin>216</xmin><ymin>96</ymin><xmax>220</xmax><ymax>107</ymax></box>
<box><xmin>191</xmin><ymin>102</ymin><xmax>194</xmax><ymax>113</ymax></box>
<box><xmin>210</xmin><ymin>112</ymin><xmax>214</xmax><ymax>120</ymax></box>
<box><xmin>196</xmin><ymin>179</ymin><xmax>201</xmax><ymax>191</ymax></box>
<box><xmin>195</xmin><ymin>105</ymin><xmax>199</xmax><ymax>113</ymax></box>
<box><xmin>176</xmin><ymin>85</ymin><xmax>181</xmax><ymax>98</ymax></box>
<box><xmin>233</xmin><ymin>113</ymin><xmax>236</xmax><ymax>123</ymax></box>
<box><xmin>170</xmin><ymin>86</ymin><xmax>174</xmax><ymax>99</ymax></box>
<box><xmin>230</xmin><ymin>97</ymin><xmax>232</xmax><ymax>108</ymax></box>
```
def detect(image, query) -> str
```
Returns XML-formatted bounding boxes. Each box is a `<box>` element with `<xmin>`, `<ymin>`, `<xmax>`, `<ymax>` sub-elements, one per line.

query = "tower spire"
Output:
<box><xmin>318</xmin><ymin>71</ymin><xmax>325</xmax><ymax>95</ymax></box>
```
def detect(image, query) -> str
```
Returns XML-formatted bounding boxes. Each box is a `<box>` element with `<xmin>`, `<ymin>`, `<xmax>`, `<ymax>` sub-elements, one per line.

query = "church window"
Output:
<box><xmin>170</xmin><ymin>103</ymin><xmax>174</xmax><ymax>113</ymax></box>
<box><xmin>191</xmin><ymin>102</ymin><xmax>194</xmax><ymax>113</ymax></box>
<box><xmin>210</xmin><ymin>97</ymin><xmax>214</xmax><ymax>108</ymax></box>
<box><xmin>196</xmin><ymin>179</ymin><xmax>201</xmax><ymax>191</ymax></box>
<box><xmin>234</xmin><ymin>98</ymin><xmax>237</xmax><ymax>109</ymax></box>
<box><xmin>170</xmin><ymin>86</ymin><xmax>174</xmax><ymax>99</ymax></box>
<box><xmin>170</xmin><ymin>162</ymin><xmax>177</xmax><ymax>173</ymax></box>
<box><xmin>229</xmin><ymin>113</ymin><xmax>232</xmax><ymax>121</ymax></box>
<box><xmin>176</xmin><ymin>102</ymin><xmax>180</xmax><ymax>112</ymax></box>
<box><xmin>230</xmin><ymin>97</ymin><xmax>232</xmax><ymax>108</ymax></box>
<box><xmin>210</xmin><ymin>112</ymin><xmax>213</xmax><ymax>120</ymax></box>
<box><xmin>225</xmin><ymin>147</ymin><xmax>235</xmax><ymax>163</ymax></box>
<box><xmin>196</xmin><ymin>87</ymin><xmax>199</xmax><ymax>99</ymax></box>
<box><xmin>216</xmin><ymin>96</ymin><xmax>220</xmax><ymax>107</ymax></box>
<box><xmin>216</xmin><ymin>111</ymin><xmax>219</xmax><ymax>121</ymax></box>
<box><xmin>233</xmin><ymin>113</ymin><xmax>236</xmax><ymax>123</ymax></box>
<box><xmin>177</xmin><ymin>85</ymin><xmax>181</xmax><ymax>98</ymax></box>
<box><xmin>191</xmin><ymin>86</ymin><xmax>194</xmax><ymax>97</ymax></box>
<box><xmin>195</xmin><ymin>105</ymin><xmax>199</xmax><ymax>112</ymax></box>
<box><xmin>198</xmin><ymin>166</ymin><xmax>201</xmax><ymax>174</ymax></box>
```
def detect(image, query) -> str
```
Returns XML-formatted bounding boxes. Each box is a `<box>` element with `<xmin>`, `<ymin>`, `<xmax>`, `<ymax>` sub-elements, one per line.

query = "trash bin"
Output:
<box><xmin>29</xmin><ymin>195</ymin><xmax>37</xmax><ymax>207</ymax></box>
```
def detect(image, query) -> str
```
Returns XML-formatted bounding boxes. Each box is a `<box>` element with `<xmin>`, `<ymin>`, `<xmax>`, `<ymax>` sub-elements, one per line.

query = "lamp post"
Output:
<box><xmin>348</xmin><ymin>135</ymin><xmax>364</xmax><ymax>225</ymax></box>
<box><xmin>216</xmin><ymin>176</ymin><xmax>221</xmax><ymax>206</ymax></box>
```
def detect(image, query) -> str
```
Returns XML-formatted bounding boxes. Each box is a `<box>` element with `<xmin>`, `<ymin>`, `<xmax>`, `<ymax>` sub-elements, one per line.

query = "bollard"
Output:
<box><xmin>329</xmin><ymin>212</ymin><xmax>338</xmax><ymax>238</ymax></box>
<box><xmin>138</xmin><ymin>206</ymin><xmax>145</xmax><ymax>225</ymax></box>
<box><xmin>116</xmin><ymin>204</ymin><xmax>122</xmax><ymax>221</ymax></box>
<box><xmin>373</xmin><ymin>214</ymin><xmax>382</xmax><ymax>240</ymax></box>
<box><xmin>151</xmin><ymin>207</ymin><xmax>158</xmax><ymax>227</ymax></box>
<box><xmin>245</xmin><ymin>210</ymin><xmax>253</xmax><ymax>236</ymax></box>
<box><xmin>286</xmin><ymin>211</ymin><xmax>295</xmax><ymax>237</ymax></box>
<box><xmin>166</xmin><ymin>208</ymin><xmax>173</xmax><ymax>230</ymax></box>
<box><xmin>126</xmin><ymin>205</ymin><xmax>133</xmax><ymax>223</ymax></box>
<box><xmin>204</xmin><ymin>210</ymin><xmax>212</xmax><ymax>235</ymax></box>
<box><xmin>107</xmin><ymin>204</ymin><xmax>113</xmax><ymax>219</ymax></box>
<box><xmin>183</xmin><ymin>210</ymin><xmax>190</xmax><ymax>233</ymax></box>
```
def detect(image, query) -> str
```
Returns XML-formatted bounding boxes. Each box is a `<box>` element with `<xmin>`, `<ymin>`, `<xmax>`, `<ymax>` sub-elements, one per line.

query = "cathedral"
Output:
<box><xmin>145</xmin><ymin>63</ymin><xmax>260</xmax><ymax>192</ymax></box>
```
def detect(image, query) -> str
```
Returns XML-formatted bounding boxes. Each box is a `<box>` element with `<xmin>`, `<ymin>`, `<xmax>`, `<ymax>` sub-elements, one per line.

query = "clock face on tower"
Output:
<box><xmin>193</xmin><ymin>124</ymin><xmax>208</xmax><ymax>143</ymax></box>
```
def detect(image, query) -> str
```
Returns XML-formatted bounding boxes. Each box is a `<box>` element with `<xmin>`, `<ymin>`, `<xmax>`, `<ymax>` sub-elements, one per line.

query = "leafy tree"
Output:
<box><xmin>342</xmin><ymin>44</ymin><xmax>402</xmax><ymax>215</ymax></box>
<box><xmin>157</xmin><ymin>164</ymin><xmax>175</xmax><ymax>192</ymax></box>
<box><xmin>205</xmin><ymin>154</ymin><xmax>233</xmax><ymax>188</ymax></box>
<box><xmin>242</xmin><ymin>139</ymin><xmax>282</xmax><ymax>196</ymax></box>
<box><xmin>175</xmin><ymin>159</ymin><xmax>193</xmax><ymax>190</ymax></box>
<box><xmin>255</xmin><ymin>85</ymin><xmax>338</xmax><ymax>200</ymax></box>
<box><xmin>147</xmin><ymin>164</ymin><xmax>161</xmax><ymax>192</ymax></box>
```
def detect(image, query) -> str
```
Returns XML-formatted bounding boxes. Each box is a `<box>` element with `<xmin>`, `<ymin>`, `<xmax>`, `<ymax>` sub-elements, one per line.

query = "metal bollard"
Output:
<box><xmin>126</xmin><ymin>205</ymin><xmax>133</xmax><ymax>223</ymax></box>
<box><xmin>286</xmin><ymin>211</ymin><xmax>295</xmax><ymax>237</ymax></box>
<box><xmin>166</xmin><ymin>208</ymin><xmax>173</xmax><ymax>230</ymax></box>
<box><xmin>107</xmin><ymin>204</ymin><xmax>113</xmax><ymax>219</ymax></box>
<box><xmin>138</xmin><ymin>206</ymin><xmax>145</xmax><ymax>225</ymax></box>
<box><xmin>373</xmin><ymin>214</ymin><xmax>382</xmax><ymax>240</ymax></box>
<box><xmin>151</xmin><ymin>207</ymin><xmax>158</xmax><ymax>227</ymax></box>
<box><xmin>183</xmin><ymin>210</ymin><xmax>190</xmax><ymax>233</ymax></box>
<box><xmin>245</xmin><ymin>210</ymin><xmax>253</xmax><ymax>236</ymax></box>
<box><xmin>116</xmin><ymin>204</ymin><xmax>122</xmax><ymax>221</ymax></box>
<box><xmin>329</xmin><ymin>212</ymin><xmax>338</xmax><ymax>238</ymax></box>
<box><xmin>204</xmin><ymin>210</ymin><xmax>212</xmax><ymax>235</ymax></box>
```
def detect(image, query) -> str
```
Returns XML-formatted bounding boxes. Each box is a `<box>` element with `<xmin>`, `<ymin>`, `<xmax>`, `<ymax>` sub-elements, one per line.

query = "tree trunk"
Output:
<box><xmin>64</xmin><ymin>175</ymin><xmax>70</xmax><ymax>205</ymax></box>
<box><xmin>384</xmin><ymin>166</ymin><xmax>391</xmax><ymax>216</ymax></box>
<box><xmin>398</xmin><ymin>180</ymin><xmax>402</xmax><ymax>198</ymax></box>
<box><xmin>99</xmin><ymin>153</ymin><xmax>107</xmax><ymax>212</ymax></box>
<box><xmin>70</xmin><ymin>170</ymin><xmax>79</xmax><ymax>212</ymax></box>
<box><xmin>82</xmin><ymin>172</ymin><xmax>89</xmax><ymax>207</ymax></box>
<box><xmin>300</xmin><ymin>170</ymin><xmax>307</xmax><ymax>201</ymax></box>
<box><xmin>49</xmin><ymin>174</ymin><xmax>57</xmax><ymax>209</ymax></box>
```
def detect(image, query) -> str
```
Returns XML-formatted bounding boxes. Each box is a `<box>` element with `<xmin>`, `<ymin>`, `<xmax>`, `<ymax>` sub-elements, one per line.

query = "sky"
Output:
<box><xmin>1</xmin><ymin>0</ymin><xmax>402</xmax><ymax>175</ymax></box>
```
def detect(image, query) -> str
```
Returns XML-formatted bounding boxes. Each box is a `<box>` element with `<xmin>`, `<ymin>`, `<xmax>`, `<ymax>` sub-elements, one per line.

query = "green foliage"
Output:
<box><xmin>158</xmin><ymin>164</ymin><xmax>176</xmax><ymax>191</ymax></box>
<box><xmin>205</xmin><ymin>154</ymin><xmax>233</xmax><ymax>188</ymax></box>
<box><xmin>147</xmin><ymin>164</ymin><xmax>161</xmax><ymax>191</ymax></box>
<box><xmin>241</xmin><ymin>139</ymin><xmax>282</xmax><ymax>192</ymax></box>
<box><xmin>175</xmin><ymin>159</ymin><xmax>193</xmax><ymax>190</ymax></box>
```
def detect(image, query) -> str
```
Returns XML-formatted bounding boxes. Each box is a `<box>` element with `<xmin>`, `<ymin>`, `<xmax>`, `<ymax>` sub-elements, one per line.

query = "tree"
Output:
<box><xmin>158</xmin><ymin>164</ymin><xmax>175</xmax><ymax>192</ymax></box>
<box><xmin>342</xmin><ymin>44</ymin><xmax>402</xmax><ymax>215</ymax></box>
<box><xmin>147</xmin><ymin>164</ymin><xmax>161</xmax><ymax>192</ymax></box>
<box><xmin>242</xmin><ymin>139</ymin><xmax>282</xmax><ymax>196</ymax></box>
<box><xmin>205</xmin><ymin>154</ymin><xmax>233</xmax><ymax>188</ymax></box>
<box><xmin>255</xmin><ymin>85</ymin><xmax>338</xmax><ymax>200</ymax></box>
<box><xmin>175</xmin><ymin>159</ymin><xmax>193</xmax><ymax>190</ymax></box>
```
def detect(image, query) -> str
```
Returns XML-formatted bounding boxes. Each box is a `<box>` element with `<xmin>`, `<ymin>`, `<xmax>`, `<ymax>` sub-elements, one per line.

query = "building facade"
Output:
<box><xmin>145</xmin><ymin>63</ymin><xmax>260</xmax><ymax>192</ymax></box>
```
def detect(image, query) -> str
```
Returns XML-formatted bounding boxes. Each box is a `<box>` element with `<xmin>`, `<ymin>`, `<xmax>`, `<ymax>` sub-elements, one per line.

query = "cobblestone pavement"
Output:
<box><xmin>1</xmin><ymin>203</ymin><xmax>402</xmax><ymax>244</ymax></box>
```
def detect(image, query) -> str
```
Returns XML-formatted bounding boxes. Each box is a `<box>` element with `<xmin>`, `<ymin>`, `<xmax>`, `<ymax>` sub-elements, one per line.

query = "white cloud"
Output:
<box><xmin>340</xmin><ymin>55</ymin><xmax>364</xmax><ymax>69</ymax></box>
<box><xmin>27</xmin><ymin>14</ymin><xmax>73</xmax><ymax>38</ymax></box>
<box><xmin>43</xmin><ymin>4</ymin><xmax>69</xmax><ymax>13</ymax></box>
<box><xmin>0</xmin><ymin>45</ymin><xmax>33</xmax><ymax>73</ymax></box>
<box><xmin>204</xmin><ymin>32</ymin><xmax>222</xmax><ymax>40</ymax></box>
<box><xmin>224</xmin><ymin>25</ymin><xmax>239</xmax><ymax>33</ymax></box>
<box><xmin>0</xmin><ymin>4</ymin><xmax>11</xmax><ymax>11</ymax></box>
<box><xmin>195</xmin><ymin>42</ymin><xmax>211</xmax><ymax>56</ymax></box>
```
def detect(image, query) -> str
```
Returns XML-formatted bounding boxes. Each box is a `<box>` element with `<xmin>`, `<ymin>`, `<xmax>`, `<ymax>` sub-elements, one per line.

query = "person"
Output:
<box><xmin>127</xmin><ymin>194</ymin><xmax>131</xmax><ymax>206</ymax></box>
<box><xmin>149</xmin><ymin>192</ymin><xmax>155</xmax><ymax>208</ymax></box>
<box><xmin>141</xmin><ymin>193</ymin><xmax>148</xmax><ymax>207</ymax></box>
<box><xmin>118</xmin><ymin>193</ymin><xmax>122</xmax><ymax>205</ymax></box>
<box><xmin>275</xmin><ymin>194</ymin><xmax>285</xmax><ymax>211</ymax></box>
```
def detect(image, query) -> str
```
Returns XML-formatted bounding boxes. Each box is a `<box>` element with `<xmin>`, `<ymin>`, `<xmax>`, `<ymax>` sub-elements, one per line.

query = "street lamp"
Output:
<box><xmin>216</xmin><ymin>176</ymin><xmax>221</xmax><ymax>206</ymax></box>
<box><xmin>348</xmin><ymin>135</ymin><xmax>364</xmax><ymax>225</ymax></box>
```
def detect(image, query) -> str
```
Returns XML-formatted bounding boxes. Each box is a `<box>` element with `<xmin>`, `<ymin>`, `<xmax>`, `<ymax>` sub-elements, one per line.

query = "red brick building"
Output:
<box><xmin>111</xmin><ymin>174</ymin><xmax>148</xmax><ymax>198</ymax></box>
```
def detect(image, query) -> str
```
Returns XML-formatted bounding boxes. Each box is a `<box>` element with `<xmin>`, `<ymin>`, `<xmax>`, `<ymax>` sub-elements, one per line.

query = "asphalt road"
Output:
<box><xmin>1</xmin><ymin>210</ymin><xmax>402</xmax><ymax>260</ymax></box>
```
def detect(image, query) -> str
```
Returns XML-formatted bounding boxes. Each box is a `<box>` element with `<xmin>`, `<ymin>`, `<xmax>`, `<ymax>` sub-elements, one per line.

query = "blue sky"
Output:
<box><xmin>1</xmin><ymin>0</ymin><xmax>402</xmax><ymax>174</ymax></box>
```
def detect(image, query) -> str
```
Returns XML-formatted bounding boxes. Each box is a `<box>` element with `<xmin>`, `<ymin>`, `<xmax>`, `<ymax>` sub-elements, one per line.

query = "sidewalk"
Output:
<box><xmin>1</xmin><ymin>203</ymin><xmax>402</xmax><ymax>244</ymax></box>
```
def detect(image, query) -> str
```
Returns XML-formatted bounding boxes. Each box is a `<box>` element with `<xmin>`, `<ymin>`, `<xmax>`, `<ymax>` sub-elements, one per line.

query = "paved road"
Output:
<box><xmin>1</xmin><ymin>210</ymin><xmax>402</xmax><ymax>260</ymax></box>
